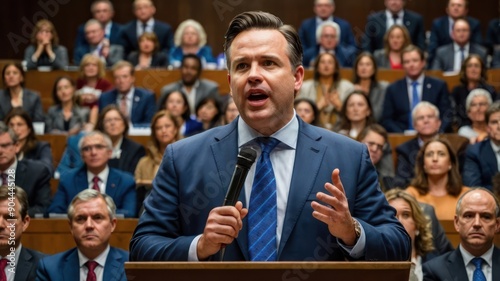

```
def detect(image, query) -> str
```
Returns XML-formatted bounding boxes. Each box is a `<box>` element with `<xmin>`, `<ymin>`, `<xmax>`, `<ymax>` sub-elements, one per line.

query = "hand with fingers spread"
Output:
<box><xmin>311</xmin><ymin>168</ymin><xmax>358</xmax><ymax>246</ymax></box>
<box><xmin>196</xmin><ymin>201</ymin><xmax>248</xmax><ymax>260</ymax></box>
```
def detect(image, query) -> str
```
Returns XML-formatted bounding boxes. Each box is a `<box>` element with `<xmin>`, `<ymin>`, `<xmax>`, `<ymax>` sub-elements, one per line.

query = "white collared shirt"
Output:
<box><xmin>1</xmin><ymin>244</ymin><xmax>22</xmax><ymax>281</ymax></box>
<box><xmin>316</xmin><ymin>16</ymin><xmax>334</xmax><ymax>27</ymax></box>
<box><xmin>104</xmin><ymin>22</ymin><xmax>112</xmax><ymax>39</ymax></box>
<box><xmin>87</xmin><ymin>166</ymin><xmax>109</xmax><ymax>194</ymax></box>
<box><xmin>111</xmin><ymin>137</ymin><xmax>123</xmax><ymax>159</ymax></box>
<box><xmin>459</xmin><ymin>244</ymin><xmax>494</xmax><ymax>281</ymax></box>
<box><xmin>386</xmin><ymin>9</ymin><xmax>404</xmax><ymax>30</ymax></box>
<box><xmin>78</xmin><ymin>245</ymin><xmax>110</xmax><ymax>281</ymax></box>
<box><xmin>116</xmin><ymin>86</ymin><xmax>134</xmax><ymax>118</ymax></box>
<box><xmin>453</xmin><ymin>42</ymin><xmax>470</xmax><ymax>72</ymax></box>
<box><xmin>136</xmin><ymin>18</ymin><xmax>155</xmax><ymax>37</ymax></box>
<box><xmin>181</xmin><ymin>80</ymin><xmax>200</xmax><ymax>115</ymax></box>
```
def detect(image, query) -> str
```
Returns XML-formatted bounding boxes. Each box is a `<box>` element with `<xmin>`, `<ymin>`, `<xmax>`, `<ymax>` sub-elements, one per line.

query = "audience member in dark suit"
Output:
<box><xmin>0</xmin><ymin>186</ymin><xmax>45</xmax><ymax>281</ymax></box>
<box><xmin>393</xmin><ymin>102</ymin><xmax>441</xmax><ymax>188</ymax></box>
<box><xmin>130</xmin><ymin>10</ymin><xmax>410</xmax><ymax>262</ymax></box>
<box><xmin>381</xmin><ymin>45</ymin><xmax>452</xmax><ymax>133</ymax></box>
<box><xmin>99</xmin><ymin>61</ymin><xmax>156</xmax><ymax>126</ymax></box>
<box><xmin>38</xmin><ymin>189</ymin><xmax>128</xmax><ymax>280</ymax></box>
<box><xmin>46</xmin><ymin>76</ymin><xmax>90</xmax><ymax>135</ymax></box>
<box><xmin>431</xmin><ymin>18</ymin><xmax>487</xmax><ymax>72</ymax></box>
<box><xmin>361</xmin><ymin>0</ymin><xmax>425</xmax><ymax>53</ymax></box>
<box><xmin>0</xmin><ymin>122</ymin><xmax>51</xmax><ymax>217</ymax></box>
<box><xmin>74</xmin><ymin>19</ymin><xmax>124</xmax><ymax>67</ymax></box>
<box><xmin>159</xmin><ymin>54</ymin><xmax>220</xmax><ymax>114</ymax></box>
<box><xmin>48</xmin><ymin>131</ymin><xmax>137</xmax><ymax>217</ymax></box>
<box><xmin>74</xmin><ymin>0</ymin><xmax>122</xmax><ymax>51</ymax></box>
<box><xmin>298</xmin><ymin>0</ymin><xmax>356</xmax><ymax>51</ymax></box>
<box><xmin>302</xmin><ymin>21</ymin><xmax>357</xmax><ymax>68</ymax></box>
<box><xmin>463</xmin><ymin>101</ymin><xmax>500</xmax><ymax>190</ymax></box>
<box><xmin>118</xmin><ymin>0</ymin><xmax>174</xmax><ymax>57</ymax></box>
<box><xmin>423</xmin><ymin>188</ymin><xmax>500</xmax><ymax>281</ymax></box>
<box><xmin>95</xmin><ymin>105</ymin><xmax>146</xmax><ymax>175</ymax></box>
<box><xmin>486</xmin><ymin>16</ymin><xmax>500</xmax><ymax>53</ymax></box>
<box><xmin>168</xmin><ymin>19</ymin><xmax>216</xmax><ymax>69</ymax></box>
<box><xmin>23</xmin><ymin>19</ymin><xmax>68</xmax><ymax>70</ymax></box>
<box><xmin>452</xmin><ymin>55</ymin><xmax>497</xmax><ymax>128</ymax></box>
<box><xmin>5</xmin><ymin>109</ymin><xmax>54</xmax><ymax>175</ymax></box>
<box><xmin>0</xmin><ymin>63</ymin><xmax>44</xmax><ymax>123</ymax></box>
<box><xmin>126</xmin><ymin>32</ymin><xmax>168</xmax><ymax>69</ymax></box>
<box><xmin>428</xmin><ymin>0</ymin><xmax>482</xmax><ymax>65</ymax></box>
<box><xmin>373</xmin><ymin>24</ymin><xmax>411</xmax><ymax>69</ymax></box>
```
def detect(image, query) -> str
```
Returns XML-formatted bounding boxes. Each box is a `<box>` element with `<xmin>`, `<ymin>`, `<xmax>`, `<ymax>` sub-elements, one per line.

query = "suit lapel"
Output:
<box><xmin>481</xmin><ymin>143</ymin><xmax>497</xmax><ymax>180</ymax></box>
<box><xmin>75</xmin><ymin>167</ymin><xmax>89</xmax><ymax>196</ymax></box>
<box><xmin>210</xmin><ymin>121</ymin><xmax>246</xmax><ymax>258</ymax></box>
<box><xmin>446</xmin><ymin>45</ymin><xmax>455</xmax><ymax>71</ymax></box>
<box><xmin>103</xmin><ymin>248</ymin><xmax>123</xmax><ymax>281</ymax></box>
<box><xmin>14</xmin><ymin>247</ymin><xmax>31</xmax><ymax>281</ymax></box>
<box><xmin>14</xmin><ymin>161</ymin><xmax>27</xmax><ymax>190</ymax></box>
<box><xmin>63</xmin><ymin>249</ymin><xmax>80</xmax><ymax>281</ymax></box>
<box><xmin>400</xmin><ymin>80</ymin><xmax>411</xmax><ymax>112</ymax></box>
<box><xmin>105</xmin><ymin>168</ymin><xmax>119</xmax><ymax>199</ymax></box>
<box><xmin>493</xmin><ymin>247</ymin><xmax>500</xmax><ymax>280</ymax></box>
<box><xmin>447</xmin><ymin>249</ymin><xmax>468</xmax><ymax>281</ymax></box>
<box><xmin>131</xmin><ymin>89</ymin><xmax>140</xmax><ymax>123</ymax></box>
<box><xmin>278</xmin><ymin>119</ymin><xmax>326</xmax><ymax>258</ymax></box>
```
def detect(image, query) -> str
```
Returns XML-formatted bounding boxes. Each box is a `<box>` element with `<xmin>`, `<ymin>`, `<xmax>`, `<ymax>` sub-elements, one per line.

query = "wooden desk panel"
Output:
<box><xmin>23</xmin><ymin>219</ymin><xmax>136</xmax><ymax>254</ymax></box>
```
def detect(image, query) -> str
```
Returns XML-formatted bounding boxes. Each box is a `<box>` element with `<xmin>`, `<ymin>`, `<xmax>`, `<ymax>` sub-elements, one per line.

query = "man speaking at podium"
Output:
<box><xmin>130</xmin><ymin>11</ymin><xmax>410</xmax><ymax>262</ymax></box>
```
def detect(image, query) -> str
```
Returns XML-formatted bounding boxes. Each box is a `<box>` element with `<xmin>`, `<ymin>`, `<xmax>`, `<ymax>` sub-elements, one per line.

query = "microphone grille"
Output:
<box><xmin>237</xmin><ymin>147</ymin><xmax>257</xmax><ymax>169</ymax></box>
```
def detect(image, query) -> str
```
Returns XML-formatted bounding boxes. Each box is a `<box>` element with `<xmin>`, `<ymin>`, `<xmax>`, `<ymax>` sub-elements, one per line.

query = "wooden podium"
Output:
<box><xmin>125</xmin><ymin>262</ymin><xmax>411</xmax><ymax>281</ymax></box>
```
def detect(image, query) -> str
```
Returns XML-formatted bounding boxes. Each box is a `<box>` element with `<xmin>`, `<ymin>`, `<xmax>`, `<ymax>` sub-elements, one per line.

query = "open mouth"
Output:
<box><xmin>248</xmin><ymin>93</ymin><xmax>268</xmax><ymax>101</ymax></box>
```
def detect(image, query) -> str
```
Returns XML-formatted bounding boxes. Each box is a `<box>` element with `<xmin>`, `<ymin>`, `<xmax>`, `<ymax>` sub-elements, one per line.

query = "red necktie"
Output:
<box><xmin>86</xmin><ymin>260</ymin><xmax>98</xmax><ymax>281</ymax></box>
<box><xmin>0</xmin><ymin>259</ymin><xmax>8</xmax><ymax>281</ymax></box>
<box><xmin>120</xmin><ymin>94</ymin><xmax>129</xmax><ymax>119</ymax></box>
<box><xmin>92</xmin><ymin>176</ymin><xmax>100</xmax><ymax>192</ymax></box>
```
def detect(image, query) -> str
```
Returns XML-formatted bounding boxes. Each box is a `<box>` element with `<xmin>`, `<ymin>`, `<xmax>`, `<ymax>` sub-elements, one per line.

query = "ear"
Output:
<box><xmin>293</xmin><ymin>65</ymin><xmax>305</xmax><ymax>98</ymax></box>
<box><xmin>454</xmin><ymin>215</ymin><xmax>460</xmax><ymax>232</ymax></box>
<box><xmin>21</xmin><ymin>215</ymin><xmax>30</xmax><ymax>232</ymax></box>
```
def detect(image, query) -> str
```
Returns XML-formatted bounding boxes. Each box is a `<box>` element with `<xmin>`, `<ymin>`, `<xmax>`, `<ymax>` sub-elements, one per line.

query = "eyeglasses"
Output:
<box><xmin>364</xmin><ymin>141</ymin><xmax>384</xmax><ymax>152</ymax></box>
<box><xmin>0</xmin><ymin>142</ymin><xmax>14</xmax><ymax>149</ymax></box>
<box><xmin>81</xmin><ymin>144</ymin><xmax>108</xmax><ymax>153</ymax></box>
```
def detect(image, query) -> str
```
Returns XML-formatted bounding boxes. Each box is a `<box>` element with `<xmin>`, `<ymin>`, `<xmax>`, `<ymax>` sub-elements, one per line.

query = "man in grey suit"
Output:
<box><xmin>159</xmin><ymin>54</ymin><xmax>220</xmax><ymax>113</ymax></box>
<box><xmin>431</xmin><ymin>18</ymin><xmax>487</xmax><ymax>72</ymax></box>
<box><xmin>0</xmin><ymin>186</ymin><xmax>45</xmax><ymax>281</ymax></box>
<box><xmin>74</xmin><ymin>19</ymin><xmax>124</xmax><ymax>66</ymax></box>
<box><xmin>423</xmin><ymin>188</ymin><xmax>500</xmax><ymax>280</ymax></box>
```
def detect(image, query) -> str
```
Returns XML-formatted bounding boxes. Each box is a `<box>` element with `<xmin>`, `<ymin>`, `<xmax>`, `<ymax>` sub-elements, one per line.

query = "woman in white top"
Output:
<box><xmin>457</xmin><ymin>88</ymin><xmax>492</xmax><ymax>144</ymax></box>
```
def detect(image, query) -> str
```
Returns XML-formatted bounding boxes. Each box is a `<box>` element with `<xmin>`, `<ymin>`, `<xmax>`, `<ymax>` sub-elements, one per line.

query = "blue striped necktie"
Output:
<box><xmin>472</xmin><ymin>257</ymin><xmax>486</xmax><ymax>281</ymax></box>
<box><xmin>408</xmin><ymin>81</ymin><xmax>419</xmax><ymax>130</ymax></box>
<box><xmin>248</xmin><ymin>137</ymin><xmax>280</xmax><ymax>261</ymax></box>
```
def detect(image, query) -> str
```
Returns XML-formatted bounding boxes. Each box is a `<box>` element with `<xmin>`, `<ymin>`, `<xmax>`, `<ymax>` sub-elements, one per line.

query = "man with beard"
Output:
<box><xmin>159</xmin><ymin>54</ymin><xmax>220</xmax><ymax>114</ymax></box>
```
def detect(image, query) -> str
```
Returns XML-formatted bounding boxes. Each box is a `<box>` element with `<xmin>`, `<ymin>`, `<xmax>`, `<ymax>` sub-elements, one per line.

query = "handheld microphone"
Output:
<box><xmin>222</xmin><ymin>147</ymin><xmax>257</xmax><ymax>206</ymax></box>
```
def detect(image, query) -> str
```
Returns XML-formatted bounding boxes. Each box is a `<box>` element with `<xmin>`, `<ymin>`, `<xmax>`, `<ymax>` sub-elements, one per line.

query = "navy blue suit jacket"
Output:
<box><xmin>48</xmin><ymin>166</ymin><xmax>137</xmax><ymax>217</ymax></box>
<box><xmin>362</xmin><ymin>10</ymin><xmax>425</xmax><ymax>53</ymax></box>
<box><xmin>302</xmin><ymin>44</ymin><xmax>358</xmax><ymax>68</ymax></box>
<box><xmin>74</xmin><ymin>22</ymin><xmax>122</xmax><ymax>52</ymax></box>
<box><xmin>36</xmin><ymin>247</ymin><xmax>128</xmax><ymax>281</ymax></box>
<box><xmin>394</xmin><ymin>137</ymin><xmax>420</xmax><ymax>188</ymax></box>
<box><xmin>423</xmin><ymin>247</ymin><xmax>500</xmax><ymax>281</ymax></box>
<box><xmin>463</xmin><ymin>139</ymin><xmax>497</xmax><ymax>190</ymax></box>
<box><xmin>16</xmin><ymin>246</ymin><xmax>45</xmax><ymax>281</ymax></box>
<box><xmin>130</xmin><ymin>117</ymin><xmax>410</xmax><ymax>261</ymax></box>
<box><xmin>298</xmin><ymin>17</ymin><xmax>356</xmax><ymax>51</ymax></box>
<box><xmin>487</xmin><ymin>18</ymin><xmax>500</xmax><ymax>52</ymax></box>
<box><xmin>119</xmin><ymin>19</ymin><xmax>174</xmax><ymax>56</ymax></box>
<box><xmin>99</xmin><ymin>88</ymin><xmax>156</xmax><ymax>125</ymax></box>
<box><xmin>381</xmin><ymin>76</ymin><xmax>452</xmax><ymax>133</ymax></box>
<box><xmin>428</xmin><ymin>16</ymin><xmax>482</xmax><ymax>65</ymax></box>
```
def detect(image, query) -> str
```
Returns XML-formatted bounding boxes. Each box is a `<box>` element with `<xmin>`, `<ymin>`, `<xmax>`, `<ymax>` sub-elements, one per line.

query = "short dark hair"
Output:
<box><xmin>224</xmin><ymin>11</ymin><xmax>303</xmax><ymax>70</ymax></box>
<box><xmin>401</xmin><ymin>44</ymin><xmax>425</xmax><ymax>62</ymax></box>
<box><xmin>181</xmin><ymin>54</ymin><xmax>202</xmax><ymax>74</ymax></box>
<box><xmin>95</xmin><ymin>105</ymin><xmax>130</xmax><ymax>137</ymax></box>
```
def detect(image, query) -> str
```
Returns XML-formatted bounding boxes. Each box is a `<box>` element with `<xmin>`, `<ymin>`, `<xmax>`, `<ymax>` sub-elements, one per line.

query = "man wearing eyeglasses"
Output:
<box><xmin>0</xmin><ymin>122</ymin><xmax>51</xmax><ymax>217</ymax></box>
<box><xmin>48</xmin><ymin>131</ymin><xmax>137</xmax><ymax>217</ymax></box>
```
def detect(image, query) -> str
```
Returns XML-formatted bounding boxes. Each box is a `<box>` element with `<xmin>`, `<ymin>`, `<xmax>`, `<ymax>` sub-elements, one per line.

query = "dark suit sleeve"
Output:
<box><xmin>28</xmin><ymin>165</ymin><xmax>52</xmax><ymax>217</ymax></box>
<box><xmin>361</xmin><ymin>14</ymin><xmax>378</xmax><ymax>52</ymax></box>
<box><xmin>435</xmin><ymin>81</ymin><xmax>453</xmax><ymax>133</ymax></box>
<box><xmin>37</xmin><ymin>142</ymin><xmax>55</xmax><ymax>176</ymax></box>
<box><xmin>413</xmin><ymin>15</ymin><xmax>426</xmax><ymax>51</ymax></box>
<box><xmin>31</xmin><ymin>93</ymin><xmax>45</xmax><ymax>123</ymax></box>
<box><xmin>422</xmin><ymin>261</ymin><xmax>438</xmax><ymax>281</ymax></box>
<box><xmin>430</xmin><ymin>48</ymin><xmax>443</xmax><ymax>70</ymax></box>
<box><xmin>116</xmin><ymin>177</ymin><xmax>137</xmax><ymax>218</ymax></box>
<box><xmin>380</xmin><ymin>85</ymin><xmax>405</xmax><ymax>133</ymax></box>
<box><xmin>130</xmin><ymin>144</ymin><xmax>197</xmax><ymax>260</ymax></box>
<box><xmin>394</xmin><ymin>148</ymin><xmax>413</xmax><ymax>188</ymax></box>
<box><xmin>470</xmin><ymin>19</ymin><xmax>483</xmax><ymax>46</ymax></box>
<box><xmin>427</xmin><ymin>20</ymin><xmax>441</xmax><ymax>65</ymax></box>
<box><xmin>52</xmin><ymin>46</ymin><xmax>69</xmax><ymax>70</ymax></box>
<box><xmin>143</xmin><ymin>91</ymin><xmax>156</xmax><ymax>123</ymax></box>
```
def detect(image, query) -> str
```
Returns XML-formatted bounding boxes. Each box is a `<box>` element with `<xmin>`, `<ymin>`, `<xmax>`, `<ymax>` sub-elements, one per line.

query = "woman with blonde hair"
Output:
<box><xmin>76</xmin><ymin>54</ymin><xmax>113</xmax><ymax>126</ymax></box>
<box><xmin>373</xmin><ymin>24</ymin><xmax>411</xmax><ymax>69</ymax></box>
<box><xmin>385</xmin><ymin>189</ymin><xmax>434</xmax><ymax>281</ymax></box>
<box><xmin>169</xmin><ymin>19</ymin><xmax>215</xmax><ymax>68</ymax></box>
<box><xmin>406</xmin><ymin>138</ymin><xmax>470</xmax><ymax>220</ymax></box>
<box><xmin>23</xmin><ymin>19</ymin><xmax>68</xmax><ymax>70</ymax></box>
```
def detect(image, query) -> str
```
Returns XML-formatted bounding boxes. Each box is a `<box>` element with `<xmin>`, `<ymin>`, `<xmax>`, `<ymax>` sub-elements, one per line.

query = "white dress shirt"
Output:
<box><xmin>386</xmin><ymin>10</ymin><xmax>404</xmax><ymax>30</ymax></box>
<box><xmin>78</xmin><ymin>245</ymin><xmax>110</xmax><ymax>281</ymax></box>
<box><xmin>459</xmin><ymin>244</ymin><xmax>494</xmax><ymax>281</ymax></box>
<box><xmin>136</xmin><ymin>18</ymin><xmax>154</xmax><ymax>37</ymax></box>
<box><xmin>87</xmin><ymin>166</ymin><xmax>109</xmax><ymax>194</ymax></box>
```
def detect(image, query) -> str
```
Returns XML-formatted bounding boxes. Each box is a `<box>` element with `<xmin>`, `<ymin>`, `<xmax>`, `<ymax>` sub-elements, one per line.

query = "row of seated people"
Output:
<box><xmin>23</xmin><ymin>0</ymin><xmax>500</xmax><ymax>72</ymax></box>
